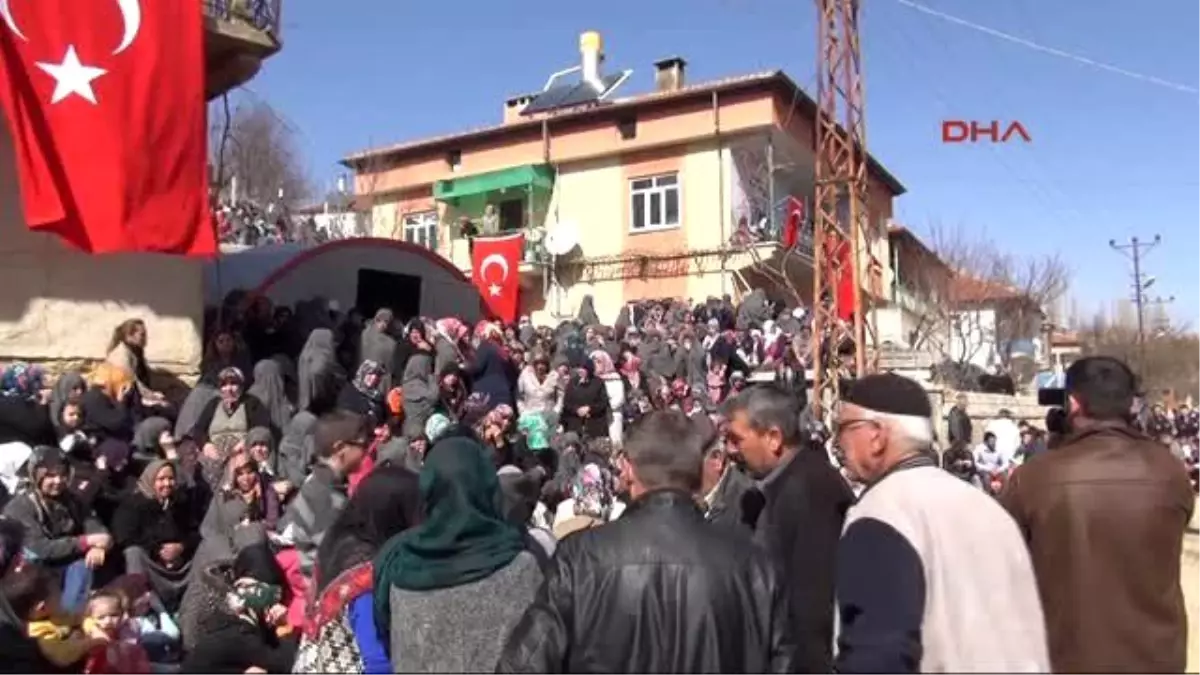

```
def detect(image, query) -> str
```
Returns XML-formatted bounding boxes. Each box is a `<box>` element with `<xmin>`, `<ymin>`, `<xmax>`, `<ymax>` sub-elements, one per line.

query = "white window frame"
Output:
<box><xmin>629</xmin><ymin>172</ymin><xmax>681</xmax><ymax>233</ymax></box>
<box><xmin>401</xmin><ymin>210</ymin><xmax>438</xmax><ymax>250</ymax></box>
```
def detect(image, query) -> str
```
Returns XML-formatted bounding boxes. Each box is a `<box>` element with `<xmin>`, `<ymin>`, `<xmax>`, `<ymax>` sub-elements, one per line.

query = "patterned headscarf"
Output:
<box><xmin>353</xmin><ymin>360</ymin><xmax>385</xmax><ymax>398</ymax></box>
<box><xmin>435</xmin><ymin>317</ymin><xmax>469</xmax><ymax>344</ymax></box>
<box><xmin>0</xmin><ymin>363</ymin><xmax>44</xmax><ymax>400</ymax></box>
<box><xmin>570</xmin><ymin>463</ymin><xmax>612</xmax><ymax>520</ymax></box>
<box><xmin>516</xmin><ymin>413</ymin><xmax>550</xmax><ymax>452</ymax></box>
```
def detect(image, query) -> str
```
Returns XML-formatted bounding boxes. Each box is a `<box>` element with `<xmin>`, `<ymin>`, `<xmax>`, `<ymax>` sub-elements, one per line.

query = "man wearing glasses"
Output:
<box><xmin>831</xmin><ymin>373</ymin><xmax>1047</xmax><ymax>673</ymax></box>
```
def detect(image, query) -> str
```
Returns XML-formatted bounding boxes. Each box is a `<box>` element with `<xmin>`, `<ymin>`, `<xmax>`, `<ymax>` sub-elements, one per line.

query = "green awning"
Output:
<box><xmin>434</xmin><ymin>164</ymin><xmax>554</xmax><ymax>203</ymax></box>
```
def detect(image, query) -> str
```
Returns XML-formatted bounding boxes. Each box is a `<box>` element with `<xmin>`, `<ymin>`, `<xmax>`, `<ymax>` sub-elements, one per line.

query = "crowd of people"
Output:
<box><xmin>0</xmin><ymin>290</ymin><xmax>1193</xmax><ymax>674</ymax></box>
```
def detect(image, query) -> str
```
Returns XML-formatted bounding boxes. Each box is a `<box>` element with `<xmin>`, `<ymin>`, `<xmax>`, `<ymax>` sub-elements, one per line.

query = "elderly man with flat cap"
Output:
<box><xmin>832</xmin><ymin>373</ymin><xmax>1049</xmax><ymax>674</ymax></box>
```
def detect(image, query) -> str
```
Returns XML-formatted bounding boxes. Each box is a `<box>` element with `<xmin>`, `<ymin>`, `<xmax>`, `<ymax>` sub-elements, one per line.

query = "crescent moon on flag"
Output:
<box><xmin>113</xmin><ymin>0</ymin><xmax>141</xmax><ymax>54</ymax></box>
<box><xmin>479</xmin><ymin>254</ymin><xmax>510</xmax><ymax>282</ymax></box>
<box><xmin>0</xmin><ymin>0</ymin><xmax>26</xmax><ymax>41</ymax></box>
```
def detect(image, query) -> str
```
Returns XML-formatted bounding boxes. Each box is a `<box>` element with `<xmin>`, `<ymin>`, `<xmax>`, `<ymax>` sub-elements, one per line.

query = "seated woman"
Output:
<box><xmin>245</xmin><ymin>426</ymin><xmax>293</xmax><ymax>504</ymax></box>
<box><xmin>111</xmin><ymin>459</ymin><xmax>200</xmax><ymax>613</ymax></box>
<box><xmin>294</xmin><ymin>464</ymin><xmax>422</xmax><ymax>673</ymax></box>
<box><xmin>187</xmin><ymin>367</ymin><xmax>271</xmax><ymax>491</ymax></box>
<box><xmin>336</xmin><ymin>360</ymin><xmax>387</xmax><ymax>426</ymax></box>
<box><xmin>48</xmin><ymin>371</ymin><xmax>86</xmax><ymax>440</ymax></box>
<box><xmin>2</xmin><ymin>448</ymin><xmax>114</xmax><ymax>614</ymax></box>
<box><xmin>180</xmin><ymin>542</ymin><xmax>298</xmax><ymax>673</ymax></box>
<box><xmin>191</xmin><ymin>452</ymin><xmax>280</xmax><ymax>572</ymax></box>
<box><xmin>105</xmin><ymin>318</ymin><xmax>172</xmax><ymax>419</ymax></box>
<box><xmin>0</xmin><ymin>363</ymin><xmax>55</xmax><ymax>448</ymax></box>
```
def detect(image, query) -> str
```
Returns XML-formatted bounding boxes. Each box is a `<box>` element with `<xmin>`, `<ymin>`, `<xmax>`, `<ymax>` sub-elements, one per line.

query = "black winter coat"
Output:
<box><xmin>497</xmin><ymin>490</ymin><xmax>795</xmax><ymax>674</ymax></box>
<box><xmin>752</xmin><ymin>447</ymin><xmax>854</xmax><ymax>674</ymax></box>
<box><xmin>111</xmin><ymin>491</ymin><xmax>201</xmax><ymax>565</ymax></box>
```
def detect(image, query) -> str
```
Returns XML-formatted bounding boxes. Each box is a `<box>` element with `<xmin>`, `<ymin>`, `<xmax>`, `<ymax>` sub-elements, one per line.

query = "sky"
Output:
<box><xmin>241</xmin><ymin>0</ymin><xmax>1200</xmax><ymax>326</ymax></box>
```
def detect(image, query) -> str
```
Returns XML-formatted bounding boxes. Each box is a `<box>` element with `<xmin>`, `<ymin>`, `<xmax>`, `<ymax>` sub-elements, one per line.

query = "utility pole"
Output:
<box><xmin>811</xmin><ymin>0</ymin><xmax>876</xmax><ymax>414</ymax></box>
<box><xmin>1108</xmin><ymin>235</ymin><xmax>1161</xmax><ymax>369</ymax></box>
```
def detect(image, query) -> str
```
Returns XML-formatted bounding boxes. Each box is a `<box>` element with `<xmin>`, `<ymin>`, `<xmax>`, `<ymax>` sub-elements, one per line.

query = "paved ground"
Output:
<box><xmin>1186</xmin><ymin>528</ymin><xmax>1198</xmax><ymax>674</ymax></box>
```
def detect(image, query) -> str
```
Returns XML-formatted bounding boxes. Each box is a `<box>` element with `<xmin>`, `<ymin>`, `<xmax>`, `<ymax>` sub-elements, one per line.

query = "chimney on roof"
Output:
<box><xmin>653</xmin><ymin>57</ymin><xmax>687</xmax><ymax>93</ymax></box>
<box><xmin>580</xmin><ymin>31</ymin><xmax>604</xmax><ymax>92</ymax></box>
<box><xmin>504</xmin><ymin>94</ymin><xmax>535</xmax><ymax>124</ymax></box>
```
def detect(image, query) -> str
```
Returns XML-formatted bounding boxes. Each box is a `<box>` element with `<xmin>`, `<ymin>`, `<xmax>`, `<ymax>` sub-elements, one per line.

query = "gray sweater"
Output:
<box><xmin>388</xmin><ymin>552</ymin><xmax>543</xmax><ymax>673</ymax></box>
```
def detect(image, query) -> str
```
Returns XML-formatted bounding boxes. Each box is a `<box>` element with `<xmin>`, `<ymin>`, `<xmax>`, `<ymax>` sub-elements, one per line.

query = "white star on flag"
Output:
<box><xmin>488</xmin><ymin>284</ymin><xmax>502</xmax><ymax>297</ymax></box>
<box><xmin>36</xmin><ymin>46</ymin><xmax>107</xmax><ymax>105</ymax></box>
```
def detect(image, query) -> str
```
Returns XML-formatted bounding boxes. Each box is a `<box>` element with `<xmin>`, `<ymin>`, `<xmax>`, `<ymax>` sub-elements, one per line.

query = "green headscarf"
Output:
<box><xmin>372</xmin><ymin>435</ymin><xmax>526</xmax><ymax>641</ymax></box>
<box><xmin>517</xmin><ymin>412</ymin><xmax>550</xmax><ymax>452</ymax></box>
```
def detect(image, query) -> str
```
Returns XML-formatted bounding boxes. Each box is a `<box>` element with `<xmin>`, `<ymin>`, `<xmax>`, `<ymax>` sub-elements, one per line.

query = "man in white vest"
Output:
<box><xmin>831</xmin><ymin>373</ymin><xmax>1049</xmax><ymax>673</ymax></box>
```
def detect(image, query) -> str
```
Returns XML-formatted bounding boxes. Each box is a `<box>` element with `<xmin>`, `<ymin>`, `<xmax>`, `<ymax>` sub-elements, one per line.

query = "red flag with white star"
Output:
<box><xmin>0</xmin><ymin>0</ymin><xmax>214</xmax><ymax>255</ymax></box>
<box><xmin>471</xmin><ymin>232</ymin><xmax>524</xmax><ymax>322</ymax></box>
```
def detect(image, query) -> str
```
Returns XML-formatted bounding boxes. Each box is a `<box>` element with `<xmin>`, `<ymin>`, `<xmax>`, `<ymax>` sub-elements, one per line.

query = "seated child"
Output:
<box><xmin>1</xmin><ymin>562</ymin><xmax>106</xmax><ymax>669</ymax></box>
<box><xmin>81</xmin><ymin>590</ymin><xmax>151</xmax><ymax>674</ymax></box>
<box><xmin>58</xmin><ymin>402</ymin><xmax>91</xmax><ymax>455</ymax></box>
<box><xmin>106</xmin><ymin>574</ymin><xmax>181</xmax><ymax>664</ymax></box>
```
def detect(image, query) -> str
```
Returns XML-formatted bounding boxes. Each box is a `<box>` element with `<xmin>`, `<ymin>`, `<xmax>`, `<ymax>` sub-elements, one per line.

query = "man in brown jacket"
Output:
<box><xmin>1003</xmin><ymin>356</ymin><xmax>1194</xmax><ymax>673</ymax></box>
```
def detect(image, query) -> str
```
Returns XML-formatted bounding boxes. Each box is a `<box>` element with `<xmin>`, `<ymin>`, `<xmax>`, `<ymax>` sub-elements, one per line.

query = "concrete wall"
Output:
<box><xmin>0</xmin><ymin>122</ymin><xmax>205</xmax><ymax>373</ymax></box>
<box><xmin>930</xmin><ymin>388</ymin><xmax>1048</xmax><ymax>443</ymax></box>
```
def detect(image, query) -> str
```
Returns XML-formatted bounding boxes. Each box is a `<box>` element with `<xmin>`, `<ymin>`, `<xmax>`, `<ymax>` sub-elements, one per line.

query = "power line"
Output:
<box><xmin>890</xmin><ymin>0</ymin><xmax>1200</xmax><ymax>95</ymax></box>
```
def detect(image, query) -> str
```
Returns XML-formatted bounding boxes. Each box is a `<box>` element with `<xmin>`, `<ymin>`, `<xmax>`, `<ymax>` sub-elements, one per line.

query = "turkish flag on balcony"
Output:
<box><xmin>0</xmin><ymin>0</ymin><xmax>214</xmax><ymax>255</ymax></box>
<box><xmin>472</xmin><ymin>232</ymin><xmax>524</xmax><ymax>322</ymax></box>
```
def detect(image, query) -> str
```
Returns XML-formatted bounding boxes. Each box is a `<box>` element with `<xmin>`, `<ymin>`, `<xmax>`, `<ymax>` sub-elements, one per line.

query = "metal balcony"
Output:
<box><xmin>203</xmin><ymin>0</ymin><xmax>283</xmax><ymax>99</ymax></box>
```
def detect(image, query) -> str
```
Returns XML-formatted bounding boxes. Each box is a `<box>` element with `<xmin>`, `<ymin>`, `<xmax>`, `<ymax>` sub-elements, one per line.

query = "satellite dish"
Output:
<box><xmin>544</xmin><ymin>221</ymin><xmax>580</xmax><ymax>256</ymax></box>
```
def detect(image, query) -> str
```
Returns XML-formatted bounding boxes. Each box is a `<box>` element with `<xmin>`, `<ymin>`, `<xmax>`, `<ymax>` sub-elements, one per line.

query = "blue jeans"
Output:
<box><xmin>61</xmin><ymin>558</ymin><xmax>93</xmax><ymax>614</ymax></box>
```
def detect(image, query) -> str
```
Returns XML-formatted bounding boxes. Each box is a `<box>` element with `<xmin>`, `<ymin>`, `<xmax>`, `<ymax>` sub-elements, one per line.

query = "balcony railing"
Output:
<box><xmin>203</xmin><ymin>0</ymin><xmax>283</xmax><ymax>36</ymax></box>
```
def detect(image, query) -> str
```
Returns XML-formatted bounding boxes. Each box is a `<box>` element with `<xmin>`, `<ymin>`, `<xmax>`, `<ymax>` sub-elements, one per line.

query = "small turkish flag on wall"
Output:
<box><xmin>472</xmin><ymin>232</ymin><xmax>524</xmax><ymax>322</ymax></box>
<box><xmin>0</xmin><ymin>0</ymin><xmax>214</xmax><ymax>256</ymax></box>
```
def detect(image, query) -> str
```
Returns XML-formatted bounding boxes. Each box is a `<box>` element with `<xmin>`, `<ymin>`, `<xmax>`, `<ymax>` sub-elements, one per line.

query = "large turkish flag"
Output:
<box><xmin>472</xmin><ymin>232</ymin><xmax>524</xmax><ymax>322</ymax></box>
<box><xmin>0</xmin><ymin>0</ymin><xmax>214</xmax><ymax>255</ymax></box>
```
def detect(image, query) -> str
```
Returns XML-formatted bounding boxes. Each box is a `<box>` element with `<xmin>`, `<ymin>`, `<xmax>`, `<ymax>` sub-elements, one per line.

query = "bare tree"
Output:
<box><xmin>1077</xmin><ymin>312</ymin><xmax>1199</xmax><ymax>399</ymax></box>
<box><xmin>209</xmin><ymin>96</ymin><xmax>312</xmax><ymax>207</ymax></box>
<box><xmin>917</xmin><ymin>222</ymin><xmax>1070</xmax><ymax>380</ymax></box>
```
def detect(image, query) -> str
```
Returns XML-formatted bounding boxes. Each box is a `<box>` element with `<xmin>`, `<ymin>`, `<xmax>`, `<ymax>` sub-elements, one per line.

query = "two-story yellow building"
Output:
<box><xmin>343</xmin><ymin>32</ymin><xmax>905</xmax><ymax>325</ymax></box>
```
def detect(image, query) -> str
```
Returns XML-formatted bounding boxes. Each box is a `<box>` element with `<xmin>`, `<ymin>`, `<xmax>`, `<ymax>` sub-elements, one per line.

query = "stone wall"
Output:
<box><xmin>930</xmin><ymin>388</ymin><xmax>1048</xmax><ymax>444</ymax></box>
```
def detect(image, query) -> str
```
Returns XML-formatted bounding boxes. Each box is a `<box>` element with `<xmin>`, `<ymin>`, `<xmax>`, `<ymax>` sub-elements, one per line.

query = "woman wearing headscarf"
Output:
<box><xmin>590</xmin><ymin>350</ymin><xmax>626</xmax><ymax>447</ymax></box>
<box><xmin>180</xmin><ymin>542</ymin><xmax>298</xmax><ymax>673</ymax></box>
<box><xmin>551</xmin><ymin>462</ymin><xmax>624</xmax><ymax>538</ymax></box>
<box><xmin>277</xmin><ymin>411</ymin><xmax>317</xmax><ymax>491</ymax></box>
<box><xmin>110</xmin><ymin>459</ymin><xmax>199</xmax><ymax>612</ymax></box>
<box><xmin>246</xmin><ymin>359</ymin><xmax>295</xmax><ymax>441</ymax></box>
<box><xmin>467</xmin><ymin>321</ymin><xmax>515</xmax><ymax>412</ymax></box>
<box><xmin>401</xmin><ymin>337</ymin><xmax>439</xmax><ymax>440</ymax></box>
<box><xmin>199</xmin><ymin>328</ymin><xmax>254</xmax><ymax>389</ymax></box>
<box><xmin>187</xmin><ymin>366</ymin><xmax>271</xmax><ymax>491</ymax></box>
<box><xmin>432</xmin><ymin>317</ymin><xmax>468</xmax><ymax>380</ymax></box>
<box><xmin>191</xmin><ymin>452</ymin><xmax>280</xmax><ymax>572</ymax></box>
<box><xmin>357</xmin><ymin>309</ymin><xmax>398</xmax><ymax>393</ymax></box>
<box><xmin>337</xmin><ymin>360</ymin><xmax>387</xmax><ymax>426</ymax></box>
<box><xmin>294</xmin><ymin>465</ymin><xmax>422</xmax><ymax>674</ymax></box>
<box><xmin>559</xmin><ymin>360</ymin><xmax>610</xmax><ymax>441</ymax></box>
<box><xmin>373</xmin><ymin>435</ymin><xmax>544</xmax><ymax>673</ymax></box>
<box><xmin>516</xmin><ymin>350</ymin><xmax>558</xmax><ymax>420</ymax></box>
<box><xmin>2</xmin><ymin>448</ymin><xmax>112</xmax><ymax>613</ymax></box>
<box><xmin>48</xmin><ymin>371</ymin><xmax>86</xmax><ymax>438</ymax></box>
<box><xmin>297</xmin><ymin>328</ymin><xmax>343</xmax><ymax>415</ymax></box>
<box><xmin>0</xmin><ymin>363</ymin><xmax>54</xmax><ymax>448</ymax></box>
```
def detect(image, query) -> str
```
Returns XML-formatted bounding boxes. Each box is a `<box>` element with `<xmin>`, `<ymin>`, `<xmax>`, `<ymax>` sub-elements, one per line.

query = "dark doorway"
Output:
<box><xmin>498</xmin><ymin>198</ymin><xmax>525</xmax><ymax>232</ymax></box>
<box><xmin>356</xmin><ymin>269</ymin><xmax>422</xmax><ymax>324</ymax></box>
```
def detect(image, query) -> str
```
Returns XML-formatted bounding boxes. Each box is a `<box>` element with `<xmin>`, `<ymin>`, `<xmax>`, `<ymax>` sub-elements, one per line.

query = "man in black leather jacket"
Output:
<box><xmin>496</xmin><ymin>410</ymin><xmax>796</xmax><ymax>674</ymax></box>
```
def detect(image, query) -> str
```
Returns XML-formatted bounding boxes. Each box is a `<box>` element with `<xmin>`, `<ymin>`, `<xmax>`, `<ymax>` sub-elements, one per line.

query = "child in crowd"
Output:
<box><xmin>1</xmin><ymin>562</ymin><xmax>104</xmax><ymax>669</ymax></box>
<box><xmin>82</xmin><ymin>590</ymin><xmax>151</xmax><ymax>674</ymax></box>
<box><xmin>106</xmin><ymin>574</ymin><xmax>181</xmax><ymax>665</ymax></box>
<box><xmin>58</xmin><ymin>401</ymin><xmax>91</xmax><ymax>454</ymax></box>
